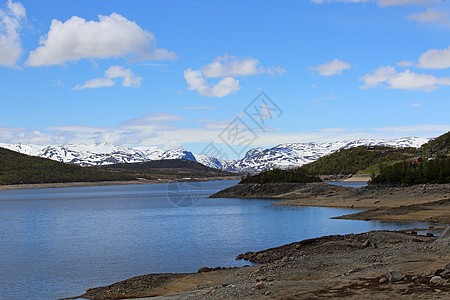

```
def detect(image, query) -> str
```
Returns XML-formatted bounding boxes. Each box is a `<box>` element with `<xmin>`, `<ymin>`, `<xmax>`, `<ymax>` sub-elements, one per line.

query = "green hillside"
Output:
<box><xmin>0</xmin><ymin>147</ymin><xmax>135</xmax><ymax>185</ymax></box>
<box><xmin>239</xmin><ymin>168</ymin><xmax>321</xmax><ymax>184</ymax></box>
<box><xmin>372</xmin><ymin>157</ymin><xmax>450</xmax><ymax>184</ymax></box>
<box><xmin>99</xmin><ymin>159</ymin><xmax>236</xmax><ymax>180</ymax></box>
<box><xmin>300</xmin><ymin>146</ymin><xmax>416</xmax><ymax>175</ymax></box>
<box><xmin>419</xmin><ymin>131</ymin><xmax>450</xmax><ymax>157</ymax></box>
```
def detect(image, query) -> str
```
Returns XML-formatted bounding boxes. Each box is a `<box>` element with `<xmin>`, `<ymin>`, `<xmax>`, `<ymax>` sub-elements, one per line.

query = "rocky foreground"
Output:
<box><xmin>66</xmin><ymin>229</ymin><xmax>450</xmax><ymax>300</ymax></box>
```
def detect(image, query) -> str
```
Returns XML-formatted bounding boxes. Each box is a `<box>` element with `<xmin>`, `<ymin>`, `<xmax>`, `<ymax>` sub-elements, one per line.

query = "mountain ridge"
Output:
<box><xmin>0</xmin><ymin>136</ymin><xmax>430</xmax><ymax>174</ymax></box>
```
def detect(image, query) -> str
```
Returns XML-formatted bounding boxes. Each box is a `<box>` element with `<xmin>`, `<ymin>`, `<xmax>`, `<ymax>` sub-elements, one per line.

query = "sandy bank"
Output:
<box><xmin>0</xmin><ymin>176</ymin><xmax>240</xmax><ymax>191</ymax></box>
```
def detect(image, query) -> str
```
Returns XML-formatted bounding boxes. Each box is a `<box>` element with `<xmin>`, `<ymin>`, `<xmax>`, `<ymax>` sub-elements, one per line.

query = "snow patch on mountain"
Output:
<box><xmin>0</xmin><ymin>136</ymin><xmax>431</xmax><ymax>173</ymax></box>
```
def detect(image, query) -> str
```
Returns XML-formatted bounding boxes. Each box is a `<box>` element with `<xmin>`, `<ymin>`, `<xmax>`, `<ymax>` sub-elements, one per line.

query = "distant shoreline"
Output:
<box><xmin>0</xmin><ymin>176</ymin><xmax>240</xmax><ymax>191</ymax></box>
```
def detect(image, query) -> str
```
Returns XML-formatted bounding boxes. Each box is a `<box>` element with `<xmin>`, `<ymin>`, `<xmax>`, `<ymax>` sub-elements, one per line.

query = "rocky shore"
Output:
<box><xmin>64</xmin><ymin>182</ymin><xmax>450</xmax><ymax>299</ymax></box>
<box><xmin>211</xmin><ymin>182</ymin><xmax>450</xmax><ymax>224</ymax></box>
<box><xmin>66</xmin><ymin>229</ymin><xmax>450</xmax><ymax>300</ymax></box>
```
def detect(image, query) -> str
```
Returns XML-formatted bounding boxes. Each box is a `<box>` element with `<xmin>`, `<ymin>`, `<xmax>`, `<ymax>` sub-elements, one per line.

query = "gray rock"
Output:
<box><xmin>362</xmin><ymin>239</ymin><xmax>377</xmax><ymax>249</ymax></box>
<box><xmin>387</xmin><ymin>270</ymin><xmax>404</xmax><ymax>283</ymax></box>
<box><xmin>434</xmin><ymin>227</ymin><xmax>450</xmax><ymax>244</ymax></box>
<box><xmin>439</xmin><ymin>264</ymin><xmax>450</xmax><ymax>279</ymax></box>
<box><xmin>254</xmin><ymin>282</ymin><xmax>264</xmax><ymax>289</ymax></box>
<box><xmin>430</xmin><ymin>276</ymin><xmax>447</xmax><ymax>286</ymax></box>
<box><xmin>198</xmin><ymin>267</ymin><xmax>212</xmax><ymax>273</ymax></box>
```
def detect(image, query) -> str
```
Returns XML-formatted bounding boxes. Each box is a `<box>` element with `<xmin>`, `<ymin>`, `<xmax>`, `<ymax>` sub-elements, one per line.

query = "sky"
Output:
<box><xmin>1</xmin><ymin>0</ymin><xmax>449</xmax><ymax>158</ymax></box>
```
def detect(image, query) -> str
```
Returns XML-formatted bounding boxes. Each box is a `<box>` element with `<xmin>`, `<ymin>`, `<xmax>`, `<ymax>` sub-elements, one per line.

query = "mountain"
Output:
<box><xmin>224</xmin><ymin>137</ymin><xmax>430</xmax><ymax>174</ymax></box>
<box><xmin>299</xmin><ymin>145</ymin><xmax>417</xmax><ymax>175</ymax></box>
<box><xmin>100</xmin><ymin>159</ymin><xmax>236</xmax><ymax>180</ymax></box>
<box><xmin>0</xmin><ymin>147</ymin><xmax>135</xmax><ymax>185</ymax></box>
<box><xmin>0</xmin><ymin>143</ymin><xmax>198</xmax><ymax>167</ymax></box>
<box><xmin>419</xmin><ymin>131</ymin><xmax>450</xmax><ymax>157</ymax></box>
<box><xmin>0</xmin><ymin>136</ymin><xmax>430</xmax><ymax>174</ymax></box>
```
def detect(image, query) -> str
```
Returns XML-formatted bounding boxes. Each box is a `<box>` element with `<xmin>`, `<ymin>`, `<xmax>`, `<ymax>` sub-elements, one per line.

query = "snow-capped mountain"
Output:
<box><xmin>0</xmin><ymin>136</ymin><xmax>430</xmax><ymax>173</ymax></box>
<box><xmin>0</xmin><ymin>142</ymin><xmax>197</xmax><ymax>167</ymax></box>
<box><xmin>227</xmin><ymin>137</ymin><xmax>430</xmax><ymax>174</ymax></box>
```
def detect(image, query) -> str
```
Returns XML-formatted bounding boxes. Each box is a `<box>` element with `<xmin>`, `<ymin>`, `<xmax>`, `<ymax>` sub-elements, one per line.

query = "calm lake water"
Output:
<box><xmin>0</xmin><ymin>180</ymin><xmax>432</xmax><ymax>299</ymax></box>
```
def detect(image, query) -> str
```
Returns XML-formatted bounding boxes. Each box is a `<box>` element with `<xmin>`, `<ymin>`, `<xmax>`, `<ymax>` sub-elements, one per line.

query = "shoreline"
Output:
<box><xmin>211</xmin><ymin>182</ymin><xmax>450</xmax><ymax>224</ymax></box>
<box><xmin>0</xmin><ymin>176</ymin><xmax>240</xmax><ymax>191</ymax></box>
<box><xmin>67</xmin><ymin>229</ymin><xmax>450</xmax><ymax>300</ymax></box>
<box><xmin>62</xmin><ymin>181</ymin><xmax>449</xmax><ymax>299</ymax></box>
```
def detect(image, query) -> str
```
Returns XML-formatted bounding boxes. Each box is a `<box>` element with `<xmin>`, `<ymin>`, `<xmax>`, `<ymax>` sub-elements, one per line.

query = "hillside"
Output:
<box><xmin>299</xmin><ymin>146</ymin><xmax>416</xmax><ymax>175</ymax></box>
<box><xmin>419</xmin><ymin>131</ymin><xmax>450</xmax><ymax>157</ymax></box>
<box><xmin>371</xmin><ymin>157</ymin><xmax>450</xmax><ymax>184</ymax></box>
<box><xmin>239</xmin><ymin>168</ymin><xmax>321</xmax><ymax>184</ymax></box>
<box><xmin>0</xmin><ymin>147</ymin><xmax>135</xmax><ymax>185</ymax></box>
<box><xmin>99</xmin><ymin>159</ymin><xmax>237</xmax><ymax>180</ymax></box>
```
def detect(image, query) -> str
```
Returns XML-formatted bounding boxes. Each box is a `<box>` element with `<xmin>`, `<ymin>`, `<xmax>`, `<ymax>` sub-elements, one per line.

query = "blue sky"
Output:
<box><xmin>1</xmin><ymin>0</ymin><xmax>449</xmax><ymax>157</ymax></box>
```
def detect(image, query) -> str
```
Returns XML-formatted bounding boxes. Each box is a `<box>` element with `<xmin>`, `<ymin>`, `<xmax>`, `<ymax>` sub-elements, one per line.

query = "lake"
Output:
<box><xmin>0</xmin><ymin>180</ymin><xmax>432</xmax><ymax>299</ymax></box>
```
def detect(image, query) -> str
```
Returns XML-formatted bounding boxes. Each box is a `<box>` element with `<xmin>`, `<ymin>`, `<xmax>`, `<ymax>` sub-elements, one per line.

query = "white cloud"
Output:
<box><xmin>378</xmin><ymin>0</ymin><xmax>434</xmax><ymax>7</ymax></box>
<box><xmin>371</xmin><ymin>124</ymin><xmax>450</xmax><ymax>132</ymax></box>
<box><xmin>26</xmin><ymin>13</ymin><xmax>176</xmax><ymax>67</ymax></box>
<box><xmin>182</xmin><ymin>105</ymin><xmax>213</xmax><ymax>110</ymax></box>
<box><xmin>201</xmin><ymin>55</ymin><xmax>285</xmax><ymax>78</ymax></box>
<box><xmin>74</xmin><ymin>65</ymin><xmax>142</xmax><ymax>90</ymax></box>
<box><xmin>0</xmin><ymin>0</ymin><xmax>26</xmax><ymax>67</ymax></box>
<box><xmin>311</xmin><ymin>0</ymin><xmax>435</xmax><ymax>6</ymax></box>
<box><xmin>406</xmin><ymin>8</ymin><xmax>448</xmax><ymax>23</ymax></box>
<box><xmin>360</xmin><ymin>65</ymin><xmax>450</xmax><ymax>91</ymax></box>
<box><xmin>184</xmin><ymin>68</ymin><xmax>240</xmax><ymax>97</ymax></box>
<box><xmin>311</xmin><ymin>0</ymin><xmax>369</xmax><ymax>3</ymax></box>
<box><xmin>406</xmin><ymin>102</ymin><xmax>421</xmax><ymax>107</ymax></box>
<box><xmin>2</xmin><ymin>119</ymin><xmax>449</xmax><ymax>152</ymax></box>
<box><xmin>184</xmin><ymin>55</ymin><xmax>284</xmax><ymax>98</ymax></box>
<box><xmin>417</xmin><ymin>46</ymin><xmax>450</xmax><ymax>69</ymax></box>
<box><xmin>397</xmin><ymin>60</ymin><xmax>414</xmax><ymax>67</ymax></box>
<box><xmin>309</xmin><ymin>94</ymin><xmax>339</xmax><ymax>104</ymax></box>
<box><xmin>308</xmin><ymin>59</ymin><xmax>351</xmax><ymax>76</ymax></box>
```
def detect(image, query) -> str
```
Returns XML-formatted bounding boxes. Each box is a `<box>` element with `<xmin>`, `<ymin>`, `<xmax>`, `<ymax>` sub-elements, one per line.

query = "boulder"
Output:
<box><xmin>387</xmin><ymin>270</ymin><xmax>404</xmax><ymax>283</ymax></box>
<box><xmin>362</xmin><ymin>239</ymin><xmax>377</xmax><ymax>249</ymax></box>
<box><xmin>430</xmin><ymin>276</ymin><xmax>447</xmax><ymax>286</ymax></box>
<box><xmin>437</xmin><ymin>264</ymin><xmax>450</xmax><ymax>279</ymax></box>
<box><xmin>254</xmin><ymin>282</ymin><xmax>264</xmax><ymax>289</ymax></box>
<box><xmin>378</xmin><ymin>277</ymin><xmax>388</xmax><ymax>284</ymax></box>
<box><xmin>198</xmin><ymin>267</ymin><xmax>212</xmax><ymax>273</ymax></box>
<box><xmin>434</xmin><ymin>227</ymin><xmax>450</xmax><ymax>244</ymax></box>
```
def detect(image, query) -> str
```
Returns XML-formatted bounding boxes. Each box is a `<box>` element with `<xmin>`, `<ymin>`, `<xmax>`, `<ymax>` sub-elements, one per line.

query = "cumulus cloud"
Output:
<box><xmin>360</xmin><ymin>65</ymin><xmax>450</xmax><ymax>91</ymax></box>
<box><xmin>0</xmin><ymin>0</ymin><xmax>26</xmax><ymax>67</ymax></box>
<box><xmin>417</xmin><ymin>46</ymin><xmax>450</xmax><ymax>69</ymax></box>
<box><xmin>74</xmin><ymin>65</ymin><xmax>142</xmax><ymax>90</ymax></box>
<box><xmin>406</xmin><ymin>8</ymin><xmax>448</xmax><ymax>23</ymax></box>
<box><xmin>308</xmin><ymin>59</ymin><xmax>351</xmax><ymax>76</ymax></box>
<box><xmin>184</xmin><ymin>55</ymin><xmax>283</xmax><ymax>97</ymax></box>
<box><xmin>184</xmin><ymin>68</ymin><xmax>240</xmax><ymax>97</ymax></box>
<box><xmin>26</xmin><ymin>13</ymin><xmax>176</xmax><ymax>67</ymax></box>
